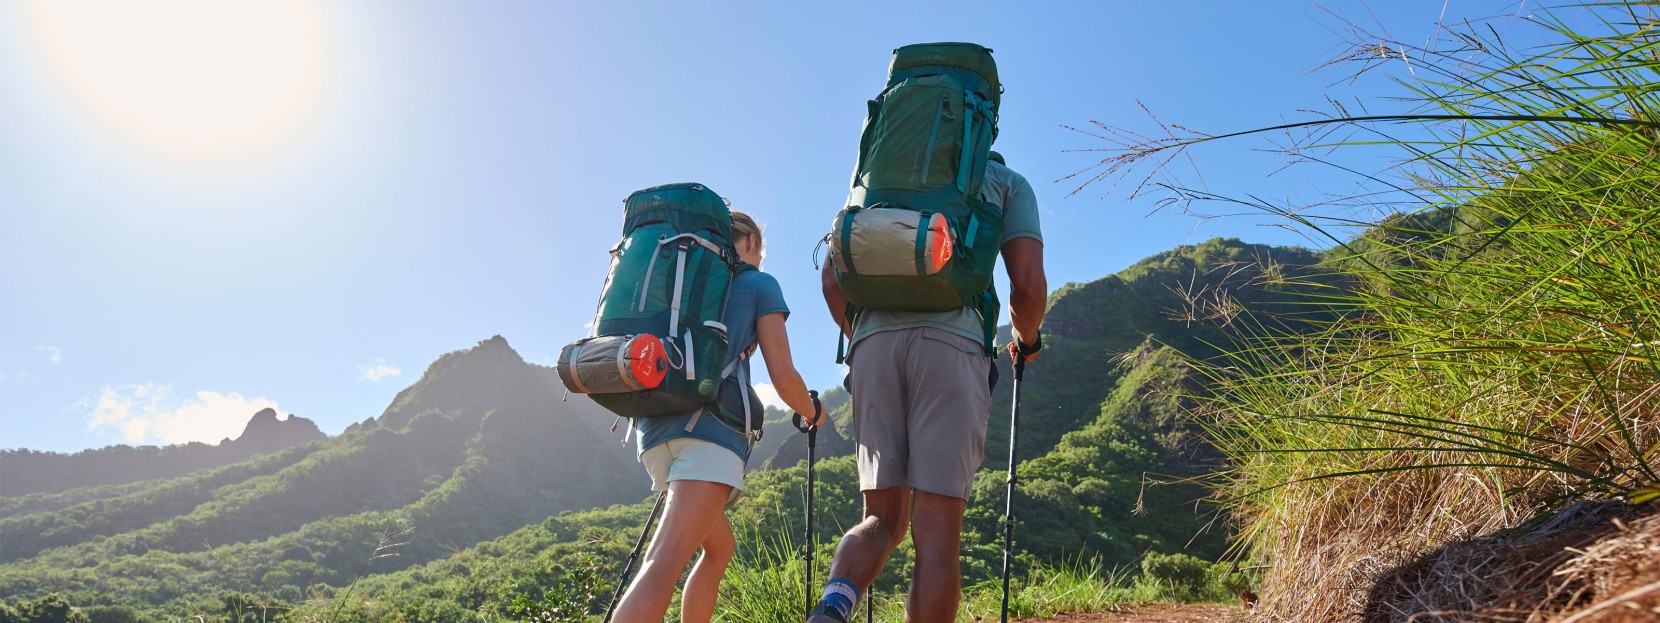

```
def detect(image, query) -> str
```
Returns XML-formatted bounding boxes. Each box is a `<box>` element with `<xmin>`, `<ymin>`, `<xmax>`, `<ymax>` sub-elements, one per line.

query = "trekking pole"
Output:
<box><xmin>792</xmin><ymin>390</ymin><xmax>822</xmax><ymax>617</ymax></box>
<box><xmin>1001</xmin><ymin>344</ymin><xmax>1032</xmax><ymax>623</ymax></box>
<box><xmin>602</xmin><ymin>490</ymin><xmax>667</xmax><ymax>623</ymax></box>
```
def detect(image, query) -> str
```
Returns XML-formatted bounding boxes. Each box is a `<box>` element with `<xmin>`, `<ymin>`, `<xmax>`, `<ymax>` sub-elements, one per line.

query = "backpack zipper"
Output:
<box><xmin>957</xmin><ymin>91</ymin><xmax>980</xmax><ymax>193</ymax></box>
<box><xmin>920</xmin><ymin>93</ymin><xmax>948</xmax><ymax>185</ymax></box>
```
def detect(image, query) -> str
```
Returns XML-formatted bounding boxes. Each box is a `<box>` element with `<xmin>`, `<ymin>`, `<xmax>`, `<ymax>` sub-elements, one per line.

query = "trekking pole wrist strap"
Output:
<box><xmin>793</xmin><ymin>389</ymin><xmax>821</xmax><ymax>432</ymax></box>
<box><xmin>1016</xmin><ymin>334</ymin><xmax>1042</xmax><ymax>357</ymax></box>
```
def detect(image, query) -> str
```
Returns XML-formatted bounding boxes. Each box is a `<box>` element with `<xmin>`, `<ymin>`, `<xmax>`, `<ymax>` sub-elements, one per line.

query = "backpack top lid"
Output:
<box><xmin>889</xmin><ymin>42</ymin><xmax>999</xmax><ymax>108</ymax></box>
<box><xmin>622</xmin><ymin>182</ymin><xmax>732</xmax><ymax>239</ymax></box>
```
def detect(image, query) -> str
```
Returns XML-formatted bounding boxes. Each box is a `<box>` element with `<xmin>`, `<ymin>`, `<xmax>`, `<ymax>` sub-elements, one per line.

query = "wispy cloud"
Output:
<box><xmin>357</xmin><ymin>358</ymin><xmax>401</xmax><ymax>381</ymax></box>
<box><xmin>36</xmin><ymin>345</ymin><xmax>63</xmax><ymax>365</ymax></box>
<box><xmin>87</xmin><ymin>384</ymin><xmax>284</xmax><ymax>445</ymax></box>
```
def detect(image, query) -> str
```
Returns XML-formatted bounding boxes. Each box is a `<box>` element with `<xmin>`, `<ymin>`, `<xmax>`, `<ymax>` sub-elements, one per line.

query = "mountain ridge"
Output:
<box><xmin>0</xmin><ymin>237</ymin><xmax>1335</xmax><ymax>621</ymax></box>
<box><xmin>0</xmin><ymin>408</ymin><xmax>327</xmax><ymax>499</ymax></box>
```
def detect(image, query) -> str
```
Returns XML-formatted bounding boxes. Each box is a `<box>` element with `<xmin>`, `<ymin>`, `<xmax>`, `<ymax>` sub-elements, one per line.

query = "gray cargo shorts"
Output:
<box><xmin>846</xmin><ymin>327</ymin><xmax>992</xmax><ymax>500</ymax></box>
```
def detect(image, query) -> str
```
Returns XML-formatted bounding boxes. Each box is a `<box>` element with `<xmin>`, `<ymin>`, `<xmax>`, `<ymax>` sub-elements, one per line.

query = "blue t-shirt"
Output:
<box><xmin>635</xmin><ymin>269</ymin><xmax>789</xmax><ymax>463</ymax></box>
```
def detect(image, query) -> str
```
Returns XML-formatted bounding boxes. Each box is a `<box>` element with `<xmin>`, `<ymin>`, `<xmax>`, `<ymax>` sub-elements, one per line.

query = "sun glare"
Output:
<box><xmin>22</xmin><ymin>0</ymin><xmax>331</xmax><ymax>162</ymax></box>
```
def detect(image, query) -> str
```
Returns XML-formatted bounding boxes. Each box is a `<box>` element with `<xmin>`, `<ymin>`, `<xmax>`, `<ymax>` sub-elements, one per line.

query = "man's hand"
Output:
<box><xmin>1007</xmin><ymin>333</ymin><xmax>1042</xmax><ymax>364</ymax></box>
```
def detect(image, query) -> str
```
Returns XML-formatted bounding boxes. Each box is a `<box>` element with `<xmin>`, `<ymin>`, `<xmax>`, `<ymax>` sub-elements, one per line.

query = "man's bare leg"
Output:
<box><xmin>905</xmin><ymin>490</ymin><xmax>966</xmax><ymax>623</ymax></box>
<box><xmin>806</xmin><ymin>487</ymin><xmax>910</xmax><ymax>622</ymax></box>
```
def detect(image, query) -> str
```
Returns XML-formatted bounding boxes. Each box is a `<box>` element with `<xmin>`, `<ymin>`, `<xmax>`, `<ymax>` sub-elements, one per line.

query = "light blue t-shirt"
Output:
<box><xmin>850</xmin><ymin>160</ymin><xmax>1044</xmax><ymax>349</ymax></box>
<box><xmin>635</xmin><ymin>269</ymin><xmax>788</xmax><ymax>463</ymax></box>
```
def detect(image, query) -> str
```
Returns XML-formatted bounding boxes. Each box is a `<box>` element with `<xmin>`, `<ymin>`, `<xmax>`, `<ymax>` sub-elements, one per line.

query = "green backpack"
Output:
<box><xmin>557</xmin><ymin>183</ymin><xmax>761</xmax><ymax>433</ymax></box>
<box><xmin>829</xmin><ymin>42</ymin><xmax>1004</xmax><ymax>359</ymax></box>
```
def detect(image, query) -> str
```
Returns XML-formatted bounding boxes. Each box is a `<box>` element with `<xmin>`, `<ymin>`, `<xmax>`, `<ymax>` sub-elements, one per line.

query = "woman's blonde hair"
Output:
<box><xmin>730</xmin><ymin>210</ymin><xmax>763</xmax><ymax>258</ymax></box>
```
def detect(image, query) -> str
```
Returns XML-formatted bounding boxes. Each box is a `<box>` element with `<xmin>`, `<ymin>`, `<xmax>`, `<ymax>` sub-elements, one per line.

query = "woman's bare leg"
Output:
<box><xmin>679</xmin><ymin>510</ymin><xmax>735</xmax><ymax>623</ymax></box>
<box><xmin>611</xmin><ymin>480</ymin><xmax>734</xmax><ymax>623</ymax></box>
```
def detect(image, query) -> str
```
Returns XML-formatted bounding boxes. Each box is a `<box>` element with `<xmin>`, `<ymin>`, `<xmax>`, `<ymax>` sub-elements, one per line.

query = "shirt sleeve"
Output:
<box><xmin>751</xmin><ymin>271</ymin><xmax>790</xmax><ymax>319</ymax></box>
<box><xmin>1000</xmin><ymin>169</ymin><xmax>1044</xmax><ymax>245</ymax></box>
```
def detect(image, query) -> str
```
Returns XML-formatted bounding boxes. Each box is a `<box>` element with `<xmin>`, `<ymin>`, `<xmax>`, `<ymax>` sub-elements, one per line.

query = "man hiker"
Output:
<box><xmin>814</xmin><ymin>151</ymin><xmax>1047</xmax><ymax>622</ymax></box>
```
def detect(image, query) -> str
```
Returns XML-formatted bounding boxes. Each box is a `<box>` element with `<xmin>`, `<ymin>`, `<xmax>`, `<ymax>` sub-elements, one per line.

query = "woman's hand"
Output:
<box><xmin>792</xmin><ymin>390</ymin><xmax>825</xmax><ymax>431</ymax></box>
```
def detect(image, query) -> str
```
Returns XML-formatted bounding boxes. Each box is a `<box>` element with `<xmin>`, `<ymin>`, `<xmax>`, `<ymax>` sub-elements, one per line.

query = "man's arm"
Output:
<box><xmin>1002</xmin><ymin>237</ymin><xmax>1047</xmax><ymax>361</ymax></box>
<box><xmin>821</xmin><ymin>261</ymin><xmax>852</xmax><ymax>338</ymax></box>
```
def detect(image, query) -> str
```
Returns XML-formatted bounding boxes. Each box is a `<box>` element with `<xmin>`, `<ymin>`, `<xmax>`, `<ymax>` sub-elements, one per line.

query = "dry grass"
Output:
<box><xmin>1067</xmin><ymin>2</ymin><xmax>1660</xmax><ymax>622</ymax></box>
<box><xmin>1349</xmin><ymin>500</ymin><xmax>1660</xmax><ymax>623</ymax></box>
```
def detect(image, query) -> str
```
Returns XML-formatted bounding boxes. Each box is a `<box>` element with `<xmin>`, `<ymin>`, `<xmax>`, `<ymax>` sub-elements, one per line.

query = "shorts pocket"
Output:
<box><xmin>919</xmin><ymin>328</ymin><xmax>985</xmax><ymax>357</ymax></box>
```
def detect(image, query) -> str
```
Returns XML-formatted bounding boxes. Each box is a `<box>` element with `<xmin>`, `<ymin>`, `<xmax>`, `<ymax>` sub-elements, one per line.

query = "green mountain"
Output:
<box><xmin>0</xmin><ymin>336</ymin><xmax>649</xmax><ymax>617</ymax></box>
<box><xmin>0</xmin><ymin>238</ymin><xmax>1337</xmax><ymax>622</ymax></box>
<box><xmin>262</xmin><ymin>238</ymin><xmax>1343</xmax><ymax>622</ymax></box>
<box><xmin>0</xmin><ymin>408</ymin><xmax>326</xmax><ymax>499</ymax></box>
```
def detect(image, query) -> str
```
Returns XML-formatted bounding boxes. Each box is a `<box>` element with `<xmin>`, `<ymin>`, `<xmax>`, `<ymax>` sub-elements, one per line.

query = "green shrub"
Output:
<box><xmin>508</xmin><ymin>551</ymin><xmax>608</xmax><ymax>623</ymax></box>
<box><xmin>1136</xmin><ymin>552</ymin><xmax>1208</xmax><ymax>601</ymax></box>
<box><xmin>1129</xmin><ymin>552</ymin><xmax>1255</xmax><ymax>603</ymax></box>
<box><xmin>77</xmin><ymin>606</ymin><xmax>151</xmax><ymax>623</ymax></box>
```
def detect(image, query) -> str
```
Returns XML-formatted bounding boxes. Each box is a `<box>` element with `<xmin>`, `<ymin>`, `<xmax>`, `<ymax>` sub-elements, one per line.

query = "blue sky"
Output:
<box><xmin>0</xmin><ymin>1</ymin><xmax>1531</xmax><ymax>452</ymax></box>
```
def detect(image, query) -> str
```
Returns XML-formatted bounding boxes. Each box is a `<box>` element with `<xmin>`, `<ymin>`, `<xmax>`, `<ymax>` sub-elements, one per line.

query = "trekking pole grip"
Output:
<box><xmin>1010</xmin><ymin>334</ymin><xmax>1041</xmax><ymax>381</ymax></box>
<box><xmin>792</xmin><ymin>389</ymin><xmax>823</xmax><ymax>437</ymax></box>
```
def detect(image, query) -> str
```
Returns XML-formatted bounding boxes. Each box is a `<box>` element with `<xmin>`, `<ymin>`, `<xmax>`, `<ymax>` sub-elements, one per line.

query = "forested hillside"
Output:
<box><xmin>279</xmin><ymin>231</ymin><xmax>1344</xmax><ymax>620</ymax></box>
<box><xmin>0</xmin><ymin>239</ymin><xmax>1335</xmax><ymax>622</ymax></box>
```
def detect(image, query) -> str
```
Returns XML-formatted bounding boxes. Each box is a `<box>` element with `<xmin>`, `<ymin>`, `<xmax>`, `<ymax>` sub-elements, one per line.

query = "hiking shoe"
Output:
<box><xmin>807</xmin><ymin>602</ymin><xmax>848</xmax><ymax>623</ymax></box>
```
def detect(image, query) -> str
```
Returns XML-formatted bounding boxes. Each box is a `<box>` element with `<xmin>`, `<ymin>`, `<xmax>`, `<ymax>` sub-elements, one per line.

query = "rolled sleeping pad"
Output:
<box><xmin>557</xmin><ymin>334</ymin><xmax>670</xmax><ymax>395</ymax></box>
<box><xmin>830</xmin><ymin>207</ymin><xmax>954</xmax><ymax>277</ymax></box>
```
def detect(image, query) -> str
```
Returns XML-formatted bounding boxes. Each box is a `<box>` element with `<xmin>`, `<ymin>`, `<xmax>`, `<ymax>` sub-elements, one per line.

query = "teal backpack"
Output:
<box><xmin>829</xmin><ymin>42</ymin><xmax>1004</xmax><ymax>360</ymax></box>
<box><xmin>558</xmin><ymin>183</ymin><xmax>762</xmax><ymax>435</ymax></box>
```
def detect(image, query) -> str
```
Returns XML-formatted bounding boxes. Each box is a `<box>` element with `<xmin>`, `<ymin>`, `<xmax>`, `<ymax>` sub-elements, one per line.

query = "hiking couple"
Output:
<box><xmin>562</xmin><ymin>43</ymin><xmax>1046</xmax><ymax>623</ymax></box>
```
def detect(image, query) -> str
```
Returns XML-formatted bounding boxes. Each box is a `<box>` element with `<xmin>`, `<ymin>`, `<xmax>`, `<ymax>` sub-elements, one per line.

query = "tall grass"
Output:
<box><xmin>717</xmin><ymin>520</ymin><xmax>1130</xmax><ymax>622</ymax></box>
<box><xmin>958</xmin><ymin>557</ymin><xmax>1131</xmax><ymax>622</ymax></box>
<box><xmin>1073</xmin><ymin>3</ymin><xmax>1660</xmax><ymax>622</ymax></box>
<box><xmin>715</xmin><ymin>525</ymin><xmax>812</xmax><ymax>623</ymax></box>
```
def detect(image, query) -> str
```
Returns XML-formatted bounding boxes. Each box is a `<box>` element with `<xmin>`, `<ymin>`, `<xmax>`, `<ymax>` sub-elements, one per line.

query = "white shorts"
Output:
<box><xmin>639</xmin><ymin>438</ymin><xmax>746</xmax><ymax>506</ymax></box>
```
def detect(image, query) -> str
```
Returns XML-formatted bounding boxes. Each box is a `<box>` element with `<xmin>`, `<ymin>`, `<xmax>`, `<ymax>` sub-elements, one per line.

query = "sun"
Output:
<box><xmin>21</xmin><ymin>0</ymin><xmax>331</xmax><ymax>162</ymax></box>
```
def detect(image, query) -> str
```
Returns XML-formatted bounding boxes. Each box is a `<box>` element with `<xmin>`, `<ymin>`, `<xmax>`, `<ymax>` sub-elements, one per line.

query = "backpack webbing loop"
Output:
<box><xmin>914</xmin><ymin>211</ymin><xmax>934</xmax><ymax>276</ymax></box>
<box><xmin>839</xmin><ymin>207</ymin><xmax>860</xmax><ymax>275</ymax></box>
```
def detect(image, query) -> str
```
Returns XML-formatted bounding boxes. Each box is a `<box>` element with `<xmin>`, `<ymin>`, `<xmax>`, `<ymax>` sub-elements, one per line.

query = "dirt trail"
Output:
<box><xmin>1015</xmin><ymin>603</ymin><xmax>1244</xmax><ymax>623</ymax></box>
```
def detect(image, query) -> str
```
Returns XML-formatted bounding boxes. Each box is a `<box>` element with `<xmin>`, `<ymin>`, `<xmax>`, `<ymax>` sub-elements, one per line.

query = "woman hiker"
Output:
<box><xmin>611</xmin><ymin>210</ymin><xmax>824</xmax><ymax>623</ymax></box>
